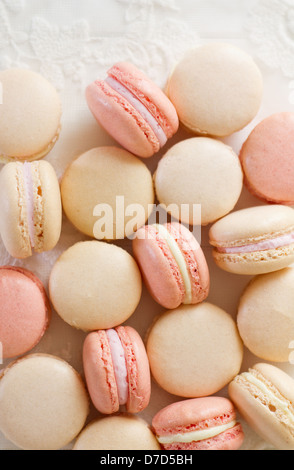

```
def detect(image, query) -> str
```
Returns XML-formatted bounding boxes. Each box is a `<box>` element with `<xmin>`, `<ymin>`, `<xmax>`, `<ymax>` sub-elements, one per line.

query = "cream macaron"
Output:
<box><xmin>154</xmin><ymin>137</ymin><xmax>243</xmax><ymax>226</ymax></box>
<box><xmin>61</xmin><ymin>147</ymin><xmax>154</xmax><ymax>240</ymax></box>
<box><xmin>146</xmin><ymin>303</ymin><xmax>243</xmax><ymax>398</ymax></box>
<box><xmin>49</xmin><ymin>241</ymin><xmax>142</xmax><ymax>331</ymax></box>
<box><xmin>167</xmin><ymin>43</ymin><xmax>263</xmax><ymax>137</ymax></box>
<box><xmin>0</xmin><ymin>161</ymin><xmax>62</xmax><ymax>259</ymax></box>
<box><xmin>0</xmin><ymin>69</ymin><xmax>61</xmax><ymax>163</ymax></box>
<box><xmin>0</xmin><ymin>354</ymin><xmax>89</xmax><ymax>450</ymax></box>
<box><xmin>209</xmin><ymin>205</ymin><xmax>294</xmax><ymax>275</ymax></box>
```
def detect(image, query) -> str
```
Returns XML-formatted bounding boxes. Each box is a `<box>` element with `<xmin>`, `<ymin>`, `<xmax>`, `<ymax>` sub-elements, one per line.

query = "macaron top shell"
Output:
<box><xmin>240</xmin><ymin>113</ymin><xmax>294</xmax><ymax>205</ymax></box>
<box><xmin>61</xmin><ymin>147</ymin><xmax>154</xmax><ymax>240</ymax></box>
<box><xmin>0</xmin><ymin>69</ymin><xmax>61</xmax><ymax>162</ymax></box>
<box><xmin>0</xmin><ymin>354</ymin><xmax>89</xmax><ymax>450</ymax></box>
<box><xmin>237</xmin><ymin>268</ymin><xmax>294</xmax><ymax>362</ymax></box>
<box><xmin>167</xmin><ymin>43</ymin><xmax>263</xmax><ymax>137</ymax></box>
<box><xmin>154</xmin><ymin>138</ymin><xmax>243</xmax><ymax>226</ymax></box>
<box><xmin>0</xmin><ymin>266</ymin><xmax>50</xmax><ymax>359</ymax></box>
<box><xmin>73</xmin><ymin>415</ymin><xmax>161</xmax><ymax>451</ymax></box>
<box><xmin>49</xmin><ymin>241</ymin><xmax>142</xmax><ymax>331</ymax></box>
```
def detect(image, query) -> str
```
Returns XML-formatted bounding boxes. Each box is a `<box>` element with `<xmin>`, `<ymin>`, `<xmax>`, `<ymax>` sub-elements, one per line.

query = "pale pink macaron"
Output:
<box><xmin>240</xmin><ymin>112</ymin><xmax>294</xmax><ymax>205</ymax></box>
<box><xmin>152</xmin><ymin>397</ymin><xmax>244</xmax><ymax>451</ymax></box>
<box><xmin>86</xmin><ymin>62</ymin><xmax>179</xmax><ymax>158</ymax></box>
<box><xmin>133</xmin><ymin>222</ymin><xmax>210</xmax><ymax>309</ymax></box>
<box><xmin>0</xmin><ymin>266</ymin><xmax>51</xmax><ymax>359</ymax></box>
<box><xmin>83</xmin><ymin>326</ymin><xmax>151</xmax><ymax>415</ymax></box>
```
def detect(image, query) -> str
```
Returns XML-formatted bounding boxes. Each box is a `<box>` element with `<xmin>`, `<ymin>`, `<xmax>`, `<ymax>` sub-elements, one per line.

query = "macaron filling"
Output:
<box><xmin>154</xmin><ymin>224</ymin><xmax>192</xmax><ymax>304</ymax></box>
<box><xmin>106</xmin><ymin>329</ymin><xmax>128</xmax><ymax>406</ymax></box>
<box><xmin>216</xmin><ymin>232</ymin><xmax>294</xmax><ymax>255</ymax></box>
<box><xmin>105</xmin><ymin>77</ymin><xmax>168</xmax><ymax>148</ymax></box>
<box><xmin>157</xmin><ymin>421</ymin><xmax>237</xmax><ymax>445</ymax></box>
<box><xmin>22</xmin><ymin>162</ymin><xmax>35</xmax><ymax>249</ymax></box>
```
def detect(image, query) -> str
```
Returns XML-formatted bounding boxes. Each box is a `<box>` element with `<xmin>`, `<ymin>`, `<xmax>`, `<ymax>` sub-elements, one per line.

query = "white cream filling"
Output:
<box><xmin>154</xmin><ymin>224</ymin><xmax>192</xmax><ymax>304</ymax></box>
<box><xmin>242</xmin><ymin>372</ymin><xmax>294</xmax><ymax>426</ymax></box>
<box><xmin>22</xmin><ymin>162</ymin><xmax>35</xmax><ymax>249</ymax></box>
<box><xmin>157</xmin><ymin>421</ymin><xmax>237</xmax><ymax>445</ymax></box>
<box><xmin>106</xmin><ymin>329</ymin><xmax>128</xmax><ymax>406</ymax></box>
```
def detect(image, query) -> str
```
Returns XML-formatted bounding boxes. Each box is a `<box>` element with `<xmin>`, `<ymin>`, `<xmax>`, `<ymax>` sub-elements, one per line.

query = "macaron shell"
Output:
<box><xmin>240</xmin><ymin>113</ymin><xmax>294</xmax><ymax>205</ymax></box>
<box><xmin>0</xmin><ymin>266</ymin><xmax>50</xmax><ymax>359</ymax></box>
<box><xmin>83</xmin><ymin>331</ymin><xmax>119</xmax><ymax>414</ymax></box>
<box><xmin>0</xmin><ymin>69</ymin><xmax>61</xmax><ymax>162</ymax></box>
<box><xmin>73</xmin><ymin>415</ymin><xmax>161</xmax><ymax>450</ymax></box>
<box><xmin>0</xmin><ymin>162</ymin><xmax>31</xmax><ymax>258</ymax></box>
<box><xmin>167</xmin><ymin>43</ymin><xmax>263</xmax><ymax>137</ymax></box>
<box><xmin>116</xmin><ymin>326</ymin><xmax>151</xmax><ymax>413</ymax></box>
<box><xmin>229</xmin><ymin>364</ymin><xmax>294</xmax><ymax>450</ymax></box>
<box><xmin>86</xmin><ymin>82</ymin><xmax>159</xmax><ymax>158</ymax></box>
<box><xmin>109</xmin><ymin>62</ymin><xmax>179</xmax><ymax>138</ymax></box>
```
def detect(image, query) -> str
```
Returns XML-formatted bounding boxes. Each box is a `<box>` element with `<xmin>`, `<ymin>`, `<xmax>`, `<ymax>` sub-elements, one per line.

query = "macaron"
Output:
<box><xmin>133</xmin><ymin>222</ymin><xmax>210</xmax><ymax>309</ymax></box>
<box><xmin>73</xmin><ymin>415</ymin><xmax>161</xmax><ymax>450</ymax></box>
<box><xmin>152</xmin><ymin>397</ymin><xmax>244</xmax><ymax>451</ymax></box>
<box><xmin>0</xmin><ymin>160</ymin><xmax>62</xmax><ymax>259</ymax></box>
<box><xmin>240</xmin><ymin>112</ymin><xmax>294</xmax><ymax>205</ymax></box>
<box><xmin>86</xmin><ymin>62</ymin><xmax>179</xmax><ymax>158</ymax></box>
<box><xmin>0</xmin><ymin>354</ymin><xmax>89</xmax><ymax>450</ymax></box>
<box><xmin>83</xmin><ymin>326</ymin><xmax>150</xmax><ymax>414</ymax></box>
<box><xmin>167</xmin><ymin>43</ymin><xmax>263</xmax><ymax>137</ymax></box>
<box><xmin>154</xmin><ymin>138</ymin><xmax>243</xmax><ymax>226</ymax></box>
<box><xmin>49</xmin><ymin>241</ymin><xmax>142</xmax><ymax>331</ymax></box>
<box><xmin>229</xmin><ymin>363</ymin><xmax>294</xmax><ymax>450</ymax></box>
<box><xmin>209</xmin><ymin>205</ymin><xmax>294</xmax><ymax>275</ymax></box>
<box><xmin>61</xmin><ymin>147</ymin><xmax>154</xmax><ymax>240</ymax></box>
<box><xmin>0</xmin><ymin>266</ymin><xmax>51</xmax><ymax>359</ymax></box>
<box><xmin>237</xmin><ymin>268</ymin><xmax>294</xmax><ymax>363</ymax></box>
<box><xmin>146</xmin><ymin>303</ymin><xmax>243</xmax><ymax>398</ymax></box>
<box><xmin>0</xmin><ymin>69</ymin><xmax>61</xmax><ymax>163</ymax></box>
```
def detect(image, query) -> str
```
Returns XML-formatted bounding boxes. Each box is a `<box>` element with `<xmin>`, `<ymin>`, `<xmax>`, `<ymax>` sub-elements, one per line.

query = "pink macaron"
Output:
<box><xmin>0</xmin><ymin>266</ymin><xmax>51</xmax><ymax>359</ymax></box>
<box><xmin>83</xmin><ymin>326</ymin><xmax>151</xmax><ymax>415</ymax></box>
<box><xmin>152</xmin><ymin>397</ymin><xmax>244</xmax><ymax>451</ymax></box>
<box><xmin>86</xmin><ymin>62</ymin><xmax>179</xmax><ymax>158</ymax></box>
<box><xmin>240</xmin><ymin>112</ymin><xmax>294</xmax><ymax>205</ymax></box>
<box><xmin>132</xmin><ymin>222</ymin><xmax>210</xmax><ymax>309</ymax></box>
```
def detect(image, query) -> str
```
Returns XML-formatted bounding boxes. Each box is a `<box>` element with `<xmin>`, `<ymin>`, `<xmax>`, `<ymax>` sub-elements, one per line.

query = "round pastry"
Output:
<box><xmin>0</xmin><ymin>266</ymin><xmax>50</xmax><ymax>359</ymax></box>
<box><xmin>209</xmin><ymin>205</ymin><xmax>294</xmax><ymax>275</ymax></box>
<box><xmin>73</xmin><ymin>415</ymin><xmax>161</xmax><ymax>450</ymax></box>
<box><xmin>152</xmin><ymin>397</ymin><xmax>244</xmax><ymax>451</ymax></box>
<box><xmin>49</xmin><ymin>241</ymin><xmax>142</xmax><ymax>331</ymax></box>
<box><xmin>167</xmin><ymin>43</ymin><xmax>263</xmax><ymax>137</ymax></box>
<box><xmin>146</xmin><ymin>303</ymin><xmax>243</xmax><ymax>398</ymax></box>
<box><xmin>154</xmin><ymin>138</ymin><xmax>243</xmax><ymax>226</ymax></box>
<box><xmin>61</xmin><ymin>147</ymin><xmax>154</xmax><ymax>240</ymax></box>
<box><xmin>240</xmin><ymin>112</ymin><xmax>294</xmax><ymax>205</ymax></box>
<box><xmin>133</xmin><ymin>222</ymin><xmax>210</xmax><ymax>309</ymax></box>
<box><xmin>85</xmin><ymin>62</ymin><xmax>179</xmax><ymax>158</ymax></box>
<box><xmin>0</xmin><ymin>354</ymin><xmax>89</xmax><ymax>450</ymax></box>
<box><xmin>0</xmin><ymin>68</ymin><xmax>61</xmax><ymax>163</ymax></box>
<box><xmin>83</xmin><ymin>326</ymin><xmax>151</xmax><ymax>414</ymax></box>
<box><xmin>229</xmin><ymin>363</ymin><xmax>294</xmax><ymax>450</ymax></box>
<box><xmin>237</xmin><ymin>268</ymin><xmax>294</xmax><ymax>362</ymax></box>
<box><xmin>0</xmin><ymin>161</ymin><xmax>62</xmax><ymax>259</ymax></box>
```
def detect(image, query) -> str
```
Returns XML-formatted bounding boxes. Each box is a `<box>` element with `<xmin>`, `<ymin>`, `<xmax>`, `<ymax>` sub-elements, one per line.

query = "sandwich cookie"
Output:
<box><xmin>83</xmin><ymin>326</ymin><xmax>150</xmax><ymax>414</ymax></box>
<box><xmin>209</xmin><ymin>205</ymin><xmax>294</xmax><ymax>275</ymax></box>
<box><xmin>133</xmin><ymin>222</ymin><xmax>209</xmax><ymax>309</ymax></box>
<box><xmin>152</xmin><ymin>397</ymin><xmax>244</xmax><ymax>451</ymax></box>
<box><xmin>0</xmin><ymin>161</ymin><xmax>62</xmax><ymax>259</ymax></box>
<box><xmin>86</xmin><ymin>62</ymin><xmax>179</xmax><ymax>158</ymax></box>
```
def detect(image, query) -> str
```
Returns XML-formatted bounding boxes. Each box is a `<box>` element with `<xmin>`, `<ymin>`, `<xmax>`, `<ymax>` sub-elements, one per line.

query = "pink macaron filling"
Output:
<box><xmin>217</xmin><ymin>232</ymin><xmax>294</xmax><ymax>254</ymax></box>
<box><xmin>22</xmin><ymin>162</ymin><xmax>35</xmax><ymax>249</ymax></box>
<box><xmin>105</xmin><ymin>76</ymin><xmax>168</xmax><ymax>148</ymax></box>
<box><xmin>106</xmin><ymin>329</ymin><xmax>129</xmax><ymax>406</ymax></box>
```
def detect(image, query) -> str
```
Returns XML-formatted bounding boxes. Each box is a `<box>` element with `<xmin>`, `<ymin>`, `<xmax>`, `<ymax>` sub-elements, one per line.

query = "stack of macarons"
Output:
<box><xmin>1</xmin><ymin>40</ymin><xmax>294</xmax><ymax>452</ymax></box>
